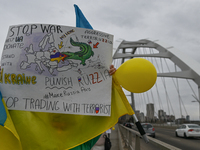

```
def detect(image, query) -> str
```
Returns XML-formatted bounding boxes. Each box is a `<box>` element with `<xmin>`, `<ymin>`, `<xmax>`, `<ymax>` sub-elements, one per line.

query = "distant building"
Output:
<box><xmin>166</xmin><ymin>115</ymin><xmax>175</xmax><ymax>122</ymax></box>
<box><xmin>158</xmin><ymin>109</ymin><xmax>167</xmax><ymax>121</ymax></box>
<box><xmin>140</xmin><ymin>112</ymin><xmax>145</xmax><ymax>122</ymax></box>
<box><xmin>186</xmin><ymin>115</ymin><xmax>190</xmax><ymax>121</ymax></box>
<box><xmin>158</xmin><ymin>109</ymin><xmax>164</xmax><ymax>120</ymax></box>
<box><xmin>170</xmin><ymin>115</ymin><xmax>175</xmax><ymax>121</ymax></box>
<box><xmin>164</xmin><ymin>112</ymin><xmax>167</xmax><ymax>120</ymax></box>
<box><xmin>135</xmin><ymin>110</ymin><xmax>140</xmax><ymax>121</ymax></box>
<box><xmin>119</xmin><ymin>114</ymin><xmax>132</xmax><ymax>123</ymax></box>
<box><xmin>146</xmin><ymin>103</ymin><xmax>154</xmax><ymax>122</ymax></box>
<box><xmin>153</xmin><ymin>116</ymin><xmax>158</xmax><ymax>122</ymax></box>
<box><xmin>175</xmin><ymin>118</ymin><xmax>186</xmax><ymax>124</ymax></box>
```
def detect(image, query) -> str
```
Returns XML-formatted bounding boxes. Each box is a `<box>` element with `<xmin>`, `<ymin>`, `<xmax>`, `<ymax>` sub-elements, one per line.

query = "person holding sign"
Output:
<box><xmin>1</xmin><ymin>21</ymin><xmax>129</xmax><ymax>150</ymax></box>
<box><xmin>0</xmin><ymin>4</ymin><xmax>155</xmax><ymax>150</ymax></box>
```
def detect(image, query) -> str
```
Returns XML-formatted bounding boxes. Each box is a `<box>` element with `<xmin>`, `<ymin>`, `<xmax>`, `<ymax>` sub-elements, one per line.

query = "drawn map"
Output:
<box><xmin>1</xmin><ymin>24</ymin><xmax>113</xmax><ymax>116</ymax></box>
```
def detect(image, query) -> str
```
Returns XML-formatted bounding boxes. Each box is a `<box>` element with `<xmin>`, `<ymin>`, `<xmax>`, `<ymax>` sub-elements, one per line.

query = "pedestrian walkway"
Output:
<box><xmin>110</xmin><ymin>124</ymin><xmax>119</xmax><ymax>150</ymax></box>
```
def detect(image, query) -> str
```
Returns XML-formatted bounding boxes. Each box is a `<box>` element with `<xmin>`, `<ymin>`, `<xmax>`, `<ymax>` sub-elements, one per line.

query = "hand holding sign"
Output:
<box><xmin>115</xmin><ymin>58</ymin><xmax>157</xmax><ymax>93</ymax></box>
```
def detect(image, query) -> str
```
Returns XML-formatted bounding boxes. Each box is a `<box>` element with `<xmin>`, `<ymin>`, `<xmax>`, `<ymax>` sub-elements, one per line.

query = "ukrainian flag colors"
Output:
<box><xmin>74</xmin><ymin>4</ymin><xmax>93</xmax><ymax>29</ymax></box>
<box><xmin>0</xmin><ymin>93</ymin><xmax>6</xmax><ymax>126</ymax></box>
<box><xmin>0</xmin><ymin>75</ymin><xmax>133</xmax><ymax>150</ymax></box>
<box><xmin>0</xmin><ymin>92</ymin><xmax>22</xmax><ymax>150</ymax></box>
<box><xmin>0</xmin><ymin>5</ymin><xmax>134</xmax><ymax>150</ymax></box>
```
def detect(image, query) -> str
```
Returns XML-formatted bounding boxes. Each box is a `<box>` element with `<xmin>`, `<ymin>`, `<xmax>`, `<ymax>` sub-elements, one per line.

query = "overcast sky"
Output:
<box><xmin>1</xmin><ymin>0</ymin><xmax>200</xmax><ymax>120</ymax></box>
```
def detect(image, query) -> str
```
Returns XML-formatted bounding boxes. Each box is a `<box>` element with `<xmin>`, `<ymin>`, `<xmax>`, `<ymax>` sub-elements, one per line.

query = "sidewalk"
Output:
<box><xmin>110</xmin><ymin>124</ymin><xmax>119</xmax><ymax>150</ymax></box>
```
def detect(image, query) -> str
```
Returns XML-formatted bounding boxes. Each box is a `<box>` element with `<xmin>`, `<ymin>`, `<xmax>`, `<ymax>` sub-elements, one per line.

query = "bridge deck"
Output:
<box><xmin>110</xmin><ymin>124</ymin><xmax>119</xmax><ymax>150</ymax></box>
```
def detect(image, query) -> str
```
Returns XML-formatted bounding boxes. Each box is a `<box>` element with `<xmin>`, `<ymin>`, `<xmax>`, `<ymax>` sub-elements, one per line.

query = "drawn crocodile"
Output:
<box><xmin>62</xmin><ymin>38</ymin><xmax>94</xmax><ymax>66</ymax></box>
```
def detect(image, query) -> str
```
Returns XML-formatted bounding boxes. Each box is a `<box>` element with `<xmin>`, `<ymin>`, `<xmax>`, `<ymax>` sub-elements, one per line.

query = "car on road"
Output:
<box><xmin>141</xmin><ymin>123</ymin><xmax>155</xmax><ymax>138</ymax></box>
<box><xmin>130</xmin><ymin>123</ymin><xmax>134</xmax><ymax>127</ymax></box>
<box><xmin>175</xmin><ymin>124</ymin><xmax>200</xmax><ymax>138</ymax></box>
<box><xmin>123</xmin><ymin>122</ymin><xmax>132</xmax><ymax>128</ymax></box>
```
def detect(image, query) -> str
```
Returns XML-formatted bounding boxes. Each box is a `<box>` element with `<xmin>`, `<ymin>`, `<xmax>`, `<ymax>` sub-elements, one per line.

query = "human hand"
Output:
<box><xmin>109</xmin><ymin>65</ymin><xmax>116</xmax><ymax>75</ymax></box>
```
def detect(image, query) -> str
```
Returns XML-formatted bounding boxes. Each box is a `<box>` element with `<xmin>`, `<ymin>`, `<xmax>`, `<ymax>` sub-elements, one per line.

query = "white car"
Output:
<box><xmin>175</xmin><ymin>124</ymin><xmax>200</xmax><ymax>138</ymax></box>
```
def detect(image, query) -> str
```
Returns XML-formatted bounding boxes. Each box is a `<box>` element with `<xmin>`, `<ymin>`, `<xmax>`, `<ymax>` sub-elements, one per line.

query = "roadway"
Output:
<box><xmin>154</xmin><ymin>126</ymin><xmax>200</xmax><ymax>150</ymax></box>
<box><xmin>113</xmin><ymin>124</ymin><xmax>200</xmax><ymax>150</ymax></box>
<box><xmin>130</xmin><ymin>125</ymin><xmax>200</xmax><ymax>150</ymax></box>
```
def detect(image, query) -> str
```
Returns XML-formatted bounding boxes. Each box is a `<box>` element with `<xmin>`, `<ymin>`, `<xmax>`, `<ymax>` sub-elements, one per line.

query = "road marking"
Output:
<box><xmin>170</xmin><ymin>137</ymin><xmax>181</xmax><ymax>142</ymax></box>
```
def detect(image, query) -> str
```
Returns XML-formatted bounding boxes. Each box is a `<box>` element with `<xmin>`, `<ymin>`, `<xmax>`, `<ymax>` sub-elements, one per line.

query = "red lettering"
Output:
<box><xmin>94</xmin><ymin>72</ymin><xmax>102</xmax><ymax>83</ymax></box>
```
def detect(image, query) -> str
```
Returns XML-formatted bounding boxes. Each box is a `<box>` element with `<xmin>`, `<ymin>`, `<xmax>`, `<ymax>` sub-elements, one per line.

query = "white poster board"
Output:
<box><xmin>0</xmin><ymin>24</ymin><xmax>113</xmax><ymax>116</ymax></box>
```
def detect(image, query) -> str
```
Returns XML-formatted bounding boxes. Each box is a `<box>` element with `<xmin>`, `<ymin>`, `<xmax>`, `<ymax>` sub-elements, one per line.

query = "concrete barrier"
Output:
<box><xmin>118</xmin><ymin>124</ymin><xmax>181</xmax><ymax>150</ymax></box>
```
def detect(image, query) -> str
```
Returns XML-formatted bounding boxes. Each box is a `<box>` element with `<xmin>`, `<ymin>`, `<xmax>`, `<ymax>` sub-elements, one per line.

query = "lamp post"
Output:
<box><xmin>191</xmin><ymin>95</ymin><xmax>200</xmax><ymax>121</ymax></box>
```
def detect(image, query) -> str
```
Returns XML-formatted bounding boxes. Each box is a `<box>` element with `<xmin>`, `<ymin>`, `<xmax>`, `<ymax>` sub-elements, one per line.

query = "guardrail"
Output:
<box><xmin>118</xmin><ymin>124</ymin><xmax>181</xmax><ymax>150</ymax></box>
<box><xmin>152</xmin><ymin>123</ymin><xmax>179</xmax><ymax>128</ymax></box>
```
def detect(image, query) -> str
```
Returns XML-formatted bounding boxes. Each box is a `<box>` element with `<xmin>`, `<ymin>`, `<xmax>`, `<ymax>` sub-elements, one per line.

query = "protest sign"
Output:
<box><xmin>0</xmin><ymin>24</ymin><xmax>113</xmax><ymax>116</ymax></box>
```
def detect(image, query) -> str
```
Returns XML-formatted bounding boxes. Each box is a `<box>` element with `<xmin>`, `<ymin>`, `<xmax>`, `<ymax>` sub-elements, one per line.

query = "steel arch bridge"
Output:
<box><xmin>113</xmin><ymin>39</ymin><xmax>200</xmax><ymax>121</ymax></box>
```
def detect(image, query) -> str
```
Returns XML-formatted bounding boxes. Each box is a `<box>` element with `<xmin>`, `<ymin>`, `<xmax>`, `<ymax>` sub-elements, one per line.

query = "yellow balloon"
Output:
<box><xmin>115</xmin><ymin>58</ymin><xmax>157</xmax><ymax>93</ymax></box>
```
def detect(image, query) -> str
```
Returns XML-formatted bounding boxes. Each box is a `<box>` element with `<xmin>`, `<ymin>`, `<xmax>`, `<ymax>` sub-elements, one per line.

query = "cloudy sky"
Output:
<box><xmin>1</xmin><ymin>0</ymin><xmax>200</xmax><ymax>120</ymax></box>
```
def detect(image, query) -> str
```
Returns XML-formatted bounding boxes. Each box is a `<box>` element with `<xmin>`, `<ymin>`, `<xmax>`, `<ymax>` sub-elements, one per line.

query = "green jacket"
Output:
<box><xmin>70</xmin><ymin>135</ymin><xmax>101</xmax><ymax>150</ymax></box>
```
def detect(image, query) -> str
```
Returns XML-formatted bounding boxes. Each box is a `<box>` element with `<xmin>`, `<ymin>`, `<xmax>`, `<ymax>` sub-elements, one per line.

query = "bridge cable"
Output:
<box><xmin>160</xmin><ymin>58</ymin><xmax>171</xmax><ymax>115</ymax></box>
<box><xmin>163</xmin><ymin>59</ymin><xmax>188</xmax><ymax>117</ymax></box>
<box><xmin>139</xmin><ymin>93</ymin><xmax>145</xmax><ymax>114</ymax></box>
<box><xmin>143</xmin><ymin>47</ymin><xmax>159</xmax><ymax>115</ymax></box>
<box><xmin>151</xmin><ymin>54</ymin><xmax>164</xmax><ymax>111</ymax></box>
<box><xmin>186</xmin><ymin>79</ymin><xmax>198</xmax><ymax>100</ymax></box>
<box><xmin>149</xmin><ymin>48</ymin><xmax>158</xmax><ymax>113</ymax></box>
<box><xmin>175</xmin><ymin>65</ymin><xmax>188</xmax><ymax>117</ymax></box>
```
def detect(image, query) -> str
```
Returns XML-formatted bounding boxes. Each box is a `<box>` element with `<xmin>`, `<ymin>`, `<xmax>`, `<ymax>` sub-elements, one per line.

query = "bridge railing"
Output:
<box><xmin>118</xmin><ymin>124</ymin><xmax>181</xmax><ymax>150</ymax></box>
